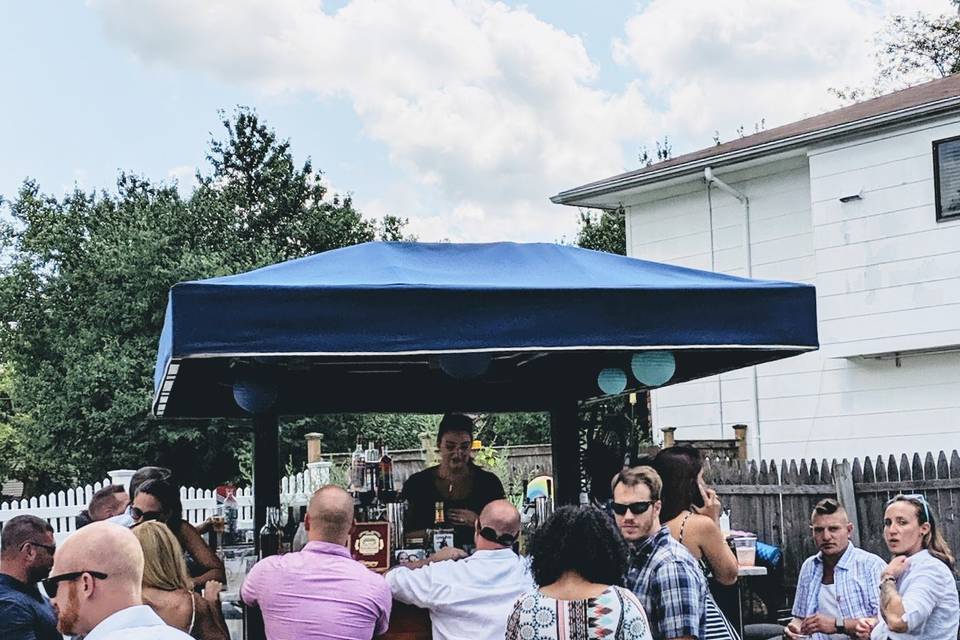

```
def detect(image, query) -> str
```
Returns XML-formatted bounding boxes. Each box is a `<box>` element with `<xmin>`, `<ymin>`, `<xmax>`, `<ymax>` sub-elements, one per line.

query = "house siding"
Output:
<box><xmin>625</xmin><ymin>118</ymin><xmax>960</xmax><ymax>461</ymax></box>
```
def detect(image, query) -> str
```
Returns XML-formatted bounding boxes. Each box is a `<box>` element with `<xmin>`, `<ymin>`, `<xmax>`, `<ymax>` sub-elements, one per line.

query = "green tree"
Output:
<box><xmin>0</xmin><ymin>108</ymin><xmax>409</xmax><ymax>491</ymax></box>
<box><xmin>574</xmin><ymin>206</ymin><xmax>626</xmax><ymax>256</ymax></box>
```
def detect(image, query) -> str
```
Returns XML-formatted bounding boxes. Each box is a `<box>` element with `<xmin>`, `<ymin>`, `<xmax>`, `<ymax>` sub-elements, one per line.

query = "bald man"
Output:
<box><xmin>386</xmin><ymin>499</ymin><xmax>533</xmax><ymax>640</ymax></box>
<box><xmin>242</xmin><ymin>485</ymin><xmax>392</xmax><ymax>640</ymax></box>
<box><xmin>46</xmin><ymin>521</ymin><xmax>191</xmax><ymax>639</ymax></box>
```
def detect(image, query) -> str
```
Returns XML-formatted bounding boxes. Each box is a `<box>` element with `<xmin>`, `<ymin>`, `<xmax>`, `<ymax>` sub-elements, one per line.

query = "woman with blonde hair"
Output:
<box><xmin>858</xmin><ymin>494</ymin><xmax>958</xmax><ymax>640</ymax></box>
<box><xmin>132</xmin><ymin>520</ymin><xmax>229</xmax><ymax>640</ymax></box>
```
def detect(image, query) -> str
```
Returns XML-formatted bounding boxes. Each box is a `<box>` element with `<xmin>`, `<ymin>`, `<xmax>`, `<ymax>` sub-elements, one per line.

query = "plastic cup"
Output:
<box><xmin>733</xmin><ymin>535</ymin><xmax>757</xmax><ymax>566</ymax></box>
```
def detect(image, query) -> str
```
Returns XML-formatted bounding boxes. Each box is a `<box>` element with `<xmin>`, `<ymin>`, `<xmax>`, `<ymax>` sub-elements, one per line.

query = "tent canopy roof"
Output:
<box><xmin>153</xmin><ymin>242</ymin><xmax>818</xmax><ymax>417</ymax></box>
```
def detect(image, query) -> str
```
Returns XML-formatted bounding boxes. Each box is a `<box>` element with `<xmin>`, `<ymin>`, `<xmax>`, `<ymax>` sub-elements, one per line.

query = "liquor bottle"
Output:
<box><xmin>378</xmin><ymin>445</ymin><xmax>394</xmax><ymax>493</ymax></box>
<box><xmin>259</xmin><ymin>507</ymin><xmax>282</xmax><ymax>559</ymax></box>
<box><xmin>281</xmin><ymin>506</ymin><xmax>298</xmax><ymax>553</ymax></box>
<box><xmin>431</xmin><ymin>501</ymin><xmax>454</xmax><ymax>552</ymax></box>
<box><xmin>223</xmin><ymin>489</ymin><xmax>239</xmax><ymax>546</ymax></box>
<box><xmin>292</xmin><ymin>506</ymin><xmax>308</xmax><ymax>552</ymax></box>
<box><xmin>351</xmin><ymin>440</ymin><xmax>366</xmax><ymax>491</ymax></box>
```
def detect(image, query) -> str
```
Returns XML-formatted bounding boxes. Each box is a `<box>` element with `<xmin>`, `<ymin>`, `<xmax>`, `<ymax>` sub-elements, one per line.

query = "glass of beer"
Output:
<box><xmin>211</xmin><ymin>507</ymin><xmax>226</xmax><ymax>555</ymax></box>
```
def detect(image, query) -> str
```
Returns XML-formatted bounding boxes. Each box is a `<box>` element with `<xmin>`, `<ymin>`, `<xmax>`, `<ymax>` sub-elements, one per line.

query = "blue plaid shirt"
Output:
<box><xmin>625</xmin><ymin>525</ymin><xmax>708</xmax><ymax>640</ymax></box>
<box><xmin>792</xmin><ymin>543</ymin><xmax>886</xmax><ymax>639</ymax></box>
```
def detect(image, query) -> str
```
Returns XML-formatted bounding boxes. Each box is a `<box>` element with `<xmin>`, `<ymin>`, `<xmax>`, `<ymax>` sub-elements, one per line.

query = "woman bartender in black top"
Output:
<box><xmin>402</xmin><ymin>413</ymin><xmax>505</xmax><ymax>548</ymax></box>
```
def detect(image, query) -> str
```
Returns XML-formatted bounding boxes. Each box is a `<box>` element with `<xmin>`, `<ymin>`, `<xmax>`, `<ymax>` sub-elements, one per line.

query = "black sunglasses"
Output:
<box><xmin>21</xmin><ymin>540</ymin><xmax>57</xmax><ymax>554</ymax></box>
<box><xmin>611</xmin><ymin>501</ymin><xmax>653</xmax><ymax>516</ymax></box>
<box><xmin>476</xmin><ymin>519</ymin><xmax>518</xmax><ymax>546</ymax></box>
<box><xmin>42</xmin><ymin>571</ymin><xmax>108</xmax><ymax>598</ymax></box>
<box><xmin>131</xmin><ymin>507</ymin><xmax>164</xmax><ymax>522</ymax></box>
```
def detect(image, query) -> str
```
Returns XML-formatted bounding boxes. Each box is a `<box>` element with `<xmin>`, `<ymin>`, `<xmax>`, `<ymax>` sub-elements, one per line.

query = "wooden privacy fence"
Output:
<box><xmin>704</xmin><ymin>449</ymin><xmax>960</xmax><ymax>588</ymax></box>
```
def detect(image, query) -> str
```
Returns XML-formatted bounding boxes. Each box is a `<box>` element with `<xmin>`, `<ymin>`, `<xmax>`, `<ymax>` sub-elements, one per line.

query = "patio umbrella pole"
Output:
<box><xmin>550</xmin><ymin>400</ymin><xmax>581</xmax><ymax>506</ymax></box>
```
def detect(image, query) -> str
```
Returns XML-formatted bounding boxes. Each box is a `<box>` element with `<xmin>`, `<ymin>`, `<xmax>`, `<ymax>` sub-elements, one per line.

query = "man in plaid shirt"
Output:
<box><xmin>615</xmin><ymin>466</ymin><xmax>708</xmax><ymax>640</ymax></box>
<box><xmin>785</xmin><ymin>498</ymin><xmax>886</xmax><ymax>640</ymax></box>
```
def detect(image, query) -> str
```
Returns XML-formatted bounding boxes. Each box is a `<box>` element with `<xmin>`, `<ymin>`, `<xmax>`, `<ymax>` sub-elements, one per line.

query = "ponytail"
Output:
<box><xmin>925</xmin><ymin>521</ymin><xmax>956</xmax><ymax>572</ymax></box>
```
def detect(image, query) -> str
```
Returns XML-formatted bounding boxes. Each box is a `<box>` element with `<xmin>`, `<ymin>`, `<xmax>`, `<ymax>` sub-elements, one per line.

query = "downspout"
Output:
<box><xmin>704</xmin><ymin>180</ymin><xmax>725</xmax><ymax>439</ymax></box>
<box><xmin>704</xmin><ymin>167</ymin><xmax>762</xmax><ymax>461</ymax></box>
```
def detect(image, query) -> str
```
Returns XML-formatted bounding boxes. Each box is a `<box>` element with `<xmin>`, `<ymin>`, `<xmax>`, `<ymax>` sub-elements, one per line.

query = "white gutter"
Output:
<box><xmin>703</xmin><ymin>167</ymin><xmax>763</xmax><ymax>461</ymax></box>
<box><xmin>552</xmin><ymin>94</ymin><xmax>960</xmax><ymax>207</ymax></box>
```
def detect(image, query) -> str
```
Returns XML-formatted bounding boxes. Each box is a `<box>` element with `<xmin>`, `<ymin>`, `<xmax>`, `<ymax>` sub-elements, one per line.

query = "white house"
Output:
<box><xmin>553</xmin><ymin>74</ymin><xmax>960</xmax><ymax>462</ymax></box>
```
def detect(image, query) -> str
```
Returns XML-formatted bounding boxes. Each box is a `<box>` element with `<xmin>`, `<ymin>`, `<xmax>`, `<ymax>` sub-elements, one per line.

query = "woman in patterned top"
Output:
<box><xmin>506</xmin><ymin>506</ymin><xmax>652</xmax><ymax>640</ymax></box>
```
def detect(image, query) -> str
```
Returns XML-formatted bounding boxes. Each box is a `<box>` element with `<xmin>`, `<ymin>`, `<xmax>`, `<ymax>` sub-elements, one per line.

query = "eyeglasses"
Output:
<box><xmin>611</xmin><ymin>501</ymin><xmax>653</xmax><ymax>516</ymax></box>
<box><xmin>21</xmin><ymin>540</ymin><xmax>57</xmax><ymax>554</ymax></box>
<box><xmin>886</xmin><ymin>494</ymin><xmax>931</xmax><ymax>523</ymax></box>
<box><xmin>131</xmin><ymin>507</ymin><xmax>164</xmax><ymax>521</ymax></box>
<box><xmin>41</xmin><ymin>571</ymin><xmax>108</xmax><ymax>598</ymax></box>
<box><xmin>475</xmin><ymin>519</ymin><xmax>518</xmax><ymax>546</ymax></box>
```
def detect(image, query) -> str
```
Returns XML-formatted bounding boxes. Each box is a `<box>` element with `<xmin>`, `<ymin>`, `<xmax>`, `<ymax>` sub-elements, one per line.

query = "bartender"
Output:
<box><xmin>402</xmin><ymin>413</ymin><xmax>505</xmax><ymax>548</ymax></box>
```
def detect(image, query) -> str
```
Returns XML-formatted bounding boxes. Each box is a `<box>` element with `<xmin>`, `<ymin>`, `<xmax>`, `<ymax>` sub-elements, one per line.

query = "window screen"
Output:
<box><xmin>934</xmin><ymin>136</ymin><xmax>960</xmax><ymax>221</ymax></box>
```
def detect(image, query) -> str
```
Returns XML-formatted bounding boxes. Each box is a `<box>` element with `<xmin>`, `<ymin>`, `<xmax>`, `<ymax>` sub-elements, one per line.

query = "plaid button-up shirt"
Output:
<box><xmin>625</xmin><ymin>525</ymin><xmax>708</xmax><ymax>640</ymax></box>
<box><xmin>791</xmin><ymin>543</ymin><xmax>886</xmax><ymax>639</ymax></box>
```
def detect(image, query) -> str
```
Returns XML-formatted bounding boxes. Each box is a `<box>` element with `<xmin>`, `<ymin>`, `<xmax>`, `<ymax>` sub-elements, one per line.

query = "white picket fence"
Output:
<box><xmin>0</xmin><ymin>463</ymin><xmax>330</xmax><ymax>543</ymax></box>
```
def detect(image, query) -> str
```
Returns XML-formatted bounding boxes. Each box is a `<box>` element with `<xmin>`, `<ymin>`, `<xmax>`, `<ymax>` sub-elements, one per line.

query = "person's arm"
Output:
<box><xmin>178</xmin><ymin>520</ymin><xmax>226</xmax><ymax>587</ymax></box>
<box><xmin>240</xmin><ymin>556</ymin><xmax>271</xmax><ymax>608</ymax></box>
<box><xmin>388</xmin><ymin>546</ymin><xmax>466</xmax><ymax>571</ymax></box>
<box><xmin>384</xmin><ymin>561</ymin><xmax>441</xmax><ymax>610</ymax></box>
<box><xmin>651</xmin><ymin>560</ymin><xmax>704</xmax><ymax>640</ymax></box>
<box><xmin>784</xmin><ymin>617</ymin><xmax>805</xmax><ymax>640</ymax></box>
<box><xmin>0</xmin><ymin>600</ymin><xmax>40</xmax><ymax>640</ymax></box>
<box><xmin>373</xmin><ymin>580</ymin><xmax>393</xmax><ymax>637</ymax></box>
<box><xmin>877</xmin><ymin>557</ymin><xmax>910</xmax><ymax>633</ymax></box>
<box><xmin>691</xmin><ymin>515</ymin><xmax>738</xmax><ymax>585</ymax></box>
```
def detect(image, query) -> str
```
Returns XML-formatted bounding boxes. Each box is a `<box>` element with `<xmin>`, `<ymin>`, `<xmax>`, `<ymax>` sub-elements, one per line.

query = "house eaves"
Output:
<box><xmin>552</xmin><ymin>76</ymin><xmax>960</xmax><ymax>210</ymax></box>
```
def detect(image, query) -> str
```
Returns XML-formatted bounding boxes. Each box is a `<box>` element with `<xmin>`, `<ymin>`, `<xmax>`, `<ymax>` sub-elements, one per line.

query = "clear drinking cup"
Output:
<box><xmin>732</xmin><ymin>535</ymin><xmax>757</xmax><ymax>566</ymax></box>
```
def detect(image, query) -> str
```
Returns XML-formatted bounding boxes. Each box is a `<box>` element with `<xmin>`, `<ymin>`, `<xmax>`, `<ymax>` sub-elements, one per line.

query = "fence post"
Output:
<box><xmin>732</xmin><ymin>425</ymin><xmax>748</xmax><ymax>461</ymax></box>
<box><xmin>832</xmin><ymin>460</ymin><xmax>860</xmax><ymax>547</ymax></box>
<box><xmin>305</xmin><ymin>433</ymin><xmax>324</xmax><ymax>463</ymax></box>
<box><xmin>661</xmin><ymin>427</ymin><xmax>676</xmax><ymax>448</ymax></box>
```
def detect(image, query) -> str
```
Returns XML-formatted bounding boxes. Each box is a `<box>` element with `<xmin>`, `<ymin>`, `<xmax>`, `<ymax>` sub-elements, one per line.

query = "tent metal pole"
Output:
<box><xmin>550</xmin><ymin>401</ymin><xmax>581</xmax><ymax>506</ymax></box>
<box><xmin>252</xmin><ymin>412</ymin><xmax>280</xmax><ymax>552</ymax></box>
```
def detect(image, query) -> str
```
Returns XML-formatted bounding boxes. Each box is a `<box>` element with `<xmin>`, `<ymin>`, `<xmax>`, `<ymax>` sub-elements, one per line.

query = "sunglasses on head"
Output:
<box><xmin>131</xmin><ymin>507</ymin><xmax>164</xmax><ymax>522</ymax></box>
<box><xmin>887</xmin><ymin>494</ymin><xmax>931</xmax><ymax>523</ymax></box>
<box><xmin>611</xmin><ymin>501</ymin><xmax>653</xmax><ymax>516</ymax></box>
<box><xmin>41</xmin><ymin>570</ymin><xmax>108</xmax><ymax>598</ymax></box>
<box><xmin>475</xmin><ymin>519</ymin><xmax>518</xmax><ymax>546</ymax></box>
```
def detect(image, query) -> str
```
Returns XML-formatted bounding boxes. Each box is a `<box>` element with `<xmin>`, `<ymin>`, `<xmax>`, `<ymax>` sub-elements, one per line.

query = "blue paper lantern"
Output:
<box><xmin>233</xmin><ymin>378</ymin><xmax>279</xmax><ymax>414</ymax></box>
<box><xmin>597</xmin><ymin>368</ymin><xmax>628</xmax><ymax>395</ymax></box>
<box><xmin>631</xmin><ymin>351</ymin><xmax>676</xmax><ymax>387</ymax></box>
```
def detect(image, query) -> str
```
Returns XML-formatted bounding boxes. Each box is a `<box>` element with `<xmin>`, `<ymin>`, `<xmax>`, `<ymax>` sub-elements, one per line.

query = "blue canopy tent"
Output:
<box><xmin>152</xmin><ymin>241</ymin><xmax>817</xmax><ymax>537</ymax></box>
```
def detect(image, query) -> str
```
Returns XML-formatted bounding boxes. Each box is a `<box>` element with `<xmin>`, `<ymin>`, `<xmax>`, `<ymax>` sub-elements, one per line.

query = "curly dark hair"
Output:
<box><xmin>527</xmin><ymin>505</ymin><xmax>628</xmax><ymax>588</ymax></box>
<box><xmin>652</xmin><ymin>445</ymin><xmax>704</xmax><ymax>523</ymax></box>
<box><xmin>136</xmin><ymin>478</ymin><xmax>184</xmax><ymax>530</ymax></box>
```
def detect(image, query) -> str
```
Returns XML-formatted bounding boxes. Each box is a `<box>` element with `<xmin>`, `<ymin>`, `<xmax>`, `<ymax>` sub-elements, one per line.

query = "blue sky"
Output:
<box><xmin>1</xmin><ymin>0</ymin><xmax>951</xmax><ymax>242</ymax></box>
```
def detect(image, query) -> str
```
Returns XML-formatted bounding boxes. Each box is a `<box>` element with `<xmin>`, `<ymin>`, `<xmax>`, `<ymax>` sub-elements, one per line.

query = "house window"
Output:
<box><xmin>934</xmin><ymin>135</ymin><xmax>960</xmax><ymax>221</ymax></box>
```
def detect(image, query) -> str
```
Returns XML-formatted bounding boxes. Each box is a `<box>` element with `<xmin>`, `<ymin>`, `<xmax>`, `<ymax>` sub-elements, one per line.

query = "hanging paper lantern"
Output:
<box><xmin>439</xmin><ymin>352</ymin><xmax>492</xmax><ymax>379</ymax></box>
<box><xmin>631</xmin><ymin>351</ymin><xmax>676</xmax><ymax>387</ymax></box>
<box><xmin>597</xmin><ymin>367</ymin><xmax>628</xmax><ymax>395</ymax></box>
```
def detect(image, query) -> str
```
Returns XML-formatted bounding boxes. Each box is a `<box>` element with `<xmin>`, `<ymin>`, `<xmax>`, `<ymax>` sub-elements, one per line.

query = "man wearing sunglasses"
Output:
<box><xmin>0</xmin><ymin>515</ymin><xmax>59</xmax><ymax>640</ymax></box>
<box><xmin>45</xmin><ymin>521</ymin><xmax>192</xmax><ymax>639</ymax></box>
<box><xmin>386</xmin><ymin>499</ymin><xmax>533</xmax><ymax>640</ymax></box>
<box><xmin>614</xmin><ymin>466</ymin><xmax>708</xmax><ymax>640</ymax></box>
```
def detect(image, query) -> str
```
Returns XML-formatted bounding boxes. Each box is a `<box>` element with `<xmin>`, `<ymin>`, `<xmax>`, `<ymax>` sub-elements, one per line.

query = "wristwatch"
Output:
<box><xmin>835</xmin><ymin>618</ymin><xmax>844</xmax><ymax>633</ymax></box>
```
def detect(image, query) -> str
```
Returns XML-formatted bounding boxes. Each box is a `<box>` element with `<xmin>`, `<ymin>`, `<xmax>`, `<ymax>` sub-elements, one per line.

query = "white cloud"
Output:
<box><xmin>89</xmin><ymin>0</ymin><xmax>649</xmax><ymax>241</ymax></box>
<box><xmin>613</xmin><ymin>0</ymin><xmax>956</xmax><ymax>144</ymax></box>
<box><xmin>88</xmin><ymin>0</ymin><xmax>956</xmax><ymax>241</ymax></box>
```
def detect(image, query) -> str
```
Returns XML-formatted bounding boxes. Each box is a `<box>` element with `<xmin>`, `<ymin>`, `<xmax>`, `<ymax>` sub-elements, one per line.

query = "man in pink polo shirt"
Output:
<box><xmin>242</xmin><ymin>486</ymin><xmax>392</xmax><ymax>640</ymax></box>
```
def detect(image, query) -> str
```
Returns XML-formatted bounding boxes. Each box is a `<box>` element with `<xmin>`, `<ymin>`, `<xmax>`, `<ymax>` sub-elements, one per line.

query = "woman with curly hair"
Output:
<box><xmin>505</xmin><ymin>506</ymin><xmax>652</xmax><ymax>640</ymax></box>
<box><xmin>132</xmin><ymin>478</ymin><xmax>225</xmax><ymax>588</ymax></box>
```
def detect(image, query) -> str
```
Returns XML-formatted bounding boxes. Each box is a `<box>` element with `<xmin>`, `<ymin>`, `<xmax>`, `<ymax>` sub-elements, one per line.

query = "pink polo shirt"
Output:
<box><xmin>241</xmin><ymin>540</ymin><xmax>392</xmax><ymax>640</ymax></box>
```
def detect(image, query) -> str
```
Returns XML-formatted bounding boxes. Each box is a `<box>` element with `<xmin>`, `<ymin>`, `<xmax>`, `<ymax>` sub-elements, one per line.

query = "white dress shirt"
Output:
<box><xmin>870</xmin><ymin>550</ymin><xmax>959</xmax><ymax>640</ymax></box>
<box><xmin>84</xmin><ymin>604</ymin><xmax>193</xmax><ymax>640</ymax></box>
<box><xmin>386</xmin><ymin>548</ymin><xmax>534</xmax><ymax>640</ymax></box>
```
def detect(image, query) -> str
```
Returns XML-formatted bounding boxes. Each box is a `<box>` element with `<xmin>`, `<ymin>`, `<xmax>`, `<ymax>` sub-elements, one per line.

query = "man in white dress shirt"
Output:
<box><xmin>386</xmin><ymin>499</ymin><xmax>533</xmax><ymax>640</ymax></box>
<box><xmin>45</xmin><ymin>521</ymin><xmax>191</xmax><ymax>639</ymax></box>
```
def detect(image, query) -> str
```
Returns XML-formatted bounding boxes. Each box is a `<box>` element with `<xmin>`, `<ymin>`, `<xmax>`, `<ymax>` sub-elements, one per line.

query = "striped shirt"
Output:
<box><xmin>625</xmin><ymin>526</ymin><xmax>709</xmax><ymax>640</ymax></box>
<box><xmin>792</xmin><ymin>543</ymin><xmax>886</xmax><ymax>639</ymax></box>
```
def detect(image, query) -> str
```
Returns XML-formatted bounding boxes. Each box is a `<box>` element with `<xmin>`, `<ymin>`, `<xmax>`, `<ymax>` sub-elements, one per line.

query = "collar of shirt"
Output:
<box><xmin>0</xmin><ymin>573</ymin><xmax>45</xmax><ymax>602</ymax></box>
<box><xmin>814</xmin><ymin>543</ymin><xmax>855</xmax><ymax>570</ymax></box>
<box><xmin>632</xmin><ymin>525</ymin><xmax>670</xmax><ymax>561</ymax></box>
<box><xmin>301</xmin><ymin>540</ymin><xmax>352</xmax><ymax>558</ymax></box>
<box><xmin>84</xmin><ymin>605</ymin><xmax>170</xmax><ymax>639</ymax></box>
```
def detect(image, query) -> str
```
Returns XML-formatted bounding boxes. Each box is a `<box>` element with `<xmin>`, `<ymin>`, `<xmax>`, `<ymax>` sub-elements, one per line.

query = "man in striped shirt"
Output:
<box><xmin>786</xmin><ymin>499</ymin><xmax>886</xmax><ymax>640</ymax></box>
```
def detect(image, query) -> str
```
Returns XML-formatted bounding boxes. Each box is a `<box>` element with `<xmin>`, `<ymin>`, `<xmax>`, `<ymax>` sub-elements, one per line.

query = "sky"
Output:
<box><xmin>0</xmin><ymin>0</ymin><xmax>952</xmax><ymax>243</ymax></box>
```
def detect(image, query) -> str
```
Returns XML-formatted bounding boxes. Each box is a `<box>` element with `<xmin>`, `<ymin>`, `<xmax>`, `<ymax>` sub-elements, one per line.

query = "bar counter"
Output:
<box><xmin>383</xmin><ymin>601</ymin><xmax>432</xmax><ymax>640</ymax></box>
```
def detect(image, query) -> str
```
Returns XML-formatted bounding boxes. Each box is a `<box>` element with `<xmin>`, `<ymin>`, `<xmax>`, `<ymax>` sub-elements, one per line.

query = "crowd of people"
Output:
<box><xmin>0</xmin><ymin>446</ymin><xmax>957</xmax><ymax>640</ymax></box>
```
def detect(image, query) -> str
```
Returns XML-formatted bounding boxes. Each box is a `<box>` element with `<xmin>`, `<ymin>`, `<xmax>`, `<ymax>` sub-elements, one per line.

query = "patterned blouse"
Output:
<box><xmin>505</xmin><ymin>585</ymin><xmax>653</xmax><ymax>640</ymax></box>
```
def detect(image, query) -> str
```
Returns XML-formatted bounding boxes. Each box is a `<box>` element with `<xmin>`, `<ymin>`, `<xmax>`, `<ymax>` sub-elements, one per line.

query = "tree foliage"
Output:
<box><xmin>574</xmin><ymin>207</ymin><xmax>626</xmax><ymax>256</ymax></box>
<box><xmin>0</xmin><ymin>108</ymin><xmax>411</xmax><ymax>491</ymax></box>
